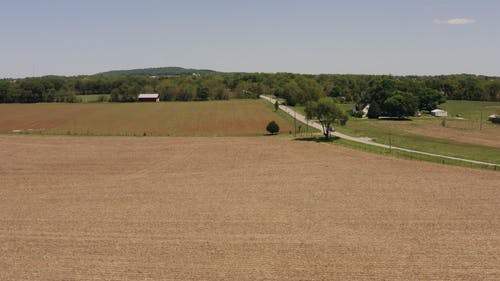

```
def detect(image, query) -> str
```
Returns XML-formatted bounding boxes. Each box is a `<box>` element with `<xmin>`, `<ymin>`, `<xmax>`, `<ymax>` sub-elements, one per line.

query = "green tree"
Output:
<box><xmin>213</xmin><ymin>87</ymin><xmax>229</xmax><ymax>100</ymax></box>
<box><xmin>329</xmin><ymin>85</ymin><xmax>342</xmax><ymax>97</ymax></box>
<box><xmin>305</xmin><ymin>97</ymin><xmax>348</xmax><ymax>139</ymax></box>
<box><xmin>177</xmin><ymin>84</ymin><xmax>196</xmax><ymax>101</ymax></box>
<box><xmin>123</xmin><ymin>84</ymin><xmax>141</xmax><ymax>102</ymax></box>
<box><xmin>274</xmin><ymin>100</ymin><xmax>279</xmax><ymax>111</ymax></box>
<box><xmin>418</xmin><ymin>88</ymin><xmax>445</xmax><ymax>111</ymax></box>
<box><xmin>367</xmin><ymin>101</ymin><xmax>382</xmax><ymax>119</ymax></box>
<box><xmin>110</xmin><ymin>88</ymin><xmax>121</xmax><ymax>102</ymax></box>
<box><xmin>383</xmin><ymin>92</ymin><xmax>418</xmax><ymax>118</ymax></box>
<box><xmin>0</xmin><ymin>80</ymin><xmax>12</xmax><ymax>103</ymax></box>
<box><xmin>487</xmin><ymin>80</ymin><xmax>500</xmax><ymax>101</ymax></box>
<box><xmin>283</xmin><ymin>80</ymin><xmax>301</xmax><ymax>106</ymax></box>
<box><xmin>196</xmin><ymin>86</ymin><xmax>210</xmax><ymax>101</ymax></box>
<box><xmin>266</xmin><ymin>121</ymin><xmax>280</xmax><ymax>135</ymax></box>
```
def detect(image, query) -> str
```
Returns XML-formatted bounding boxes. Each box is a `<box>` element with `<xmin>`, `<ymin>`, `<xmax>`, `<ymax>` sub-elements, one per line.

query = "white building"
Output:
<box><xmin>431</xmin><ymin>109</ymin><xmax>448</xmax><ymax>117</ymax></box>
<box><xmin>138</xmin><ymin>93</ymin><xmax>160</xmax><ymax>102</ymax></box>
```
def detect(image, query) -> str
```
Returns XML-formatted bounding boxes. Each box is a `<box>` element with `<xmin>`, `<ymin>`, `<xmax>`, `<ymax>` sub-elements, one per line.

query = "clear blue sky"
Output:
<box><xmin>1</xmin><ymin>0</ymin><xmax>499</xmax><ymax>78</ymax></box>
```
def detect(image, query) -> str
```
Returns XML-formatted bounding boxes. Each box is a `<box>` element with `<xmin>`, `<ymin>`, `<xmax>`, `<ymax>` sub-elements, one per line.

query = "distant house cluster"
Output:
<box><xmin>138</xmin><ymin>93</ymin><xmax>160</xmax><ymax>102</ymax></box>
<box><xmin>352</xmin><ymin>102</ymin><xmax>452</xmax><ymax>119</ymax></box>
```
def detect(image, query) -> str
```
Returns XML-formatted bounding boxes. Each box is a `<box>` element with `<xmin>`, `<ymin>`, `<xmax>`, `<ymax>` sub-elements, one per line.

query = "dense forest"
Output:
<box><xmin>1</xmin><ymin>72</ymin><xmax>499</xmax><ymax>113</ymax></box>
<box><xmin>96</xmin><ymin>66</ymin><xmax>219</xmax><ymax>77</ymax></box>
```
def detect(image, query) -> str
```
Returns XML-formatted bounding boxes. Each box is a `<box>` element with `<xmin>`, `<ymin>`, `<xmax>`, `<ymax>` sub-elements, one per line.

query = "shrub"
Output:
<box><xmin>353</xmin><ymin>110</ymin><xmax>364</xmax><ymax>118</ymax></box>
<box><xmin>266</xmin><ymin>121</ymin><xmax>280</xmax><ymax>135</ymax></box>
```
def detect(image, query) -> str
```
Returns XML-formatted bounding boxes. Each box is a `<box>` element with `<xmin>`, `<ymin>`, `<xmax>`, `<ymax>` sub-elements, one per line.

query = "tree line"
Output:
<box><xmin>0</xmin><ymin>73</ymin><xmax>499</xmax><ymax>105</ymax></box>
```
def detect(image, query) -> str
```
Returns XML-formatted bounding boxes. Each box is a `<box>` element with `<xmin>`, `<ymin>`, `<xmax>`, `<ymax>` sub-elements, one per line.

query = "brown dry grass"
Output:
<box><xmin>1</xmin><ymin>136</ymin><xmax>499</xmax><ymax>280</ymax></box>
<box><xmin>0</xmin><ymin>100</ymin><xmax>294</xmax><ymax>136</ymax></box>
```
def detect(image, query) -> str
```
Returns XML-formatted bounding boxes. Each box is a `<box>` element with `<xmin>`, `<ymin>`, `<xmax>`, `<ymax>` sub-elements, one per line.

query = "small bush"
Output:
<box><xmin>266</xmin><ymin>121</ymin><xmax>280</xmax><ymax>135</ymax></box>
<box><xmin>353</xmin><ymin>110</ymin><xmax>364</xmax><ymax>118</ymax></box>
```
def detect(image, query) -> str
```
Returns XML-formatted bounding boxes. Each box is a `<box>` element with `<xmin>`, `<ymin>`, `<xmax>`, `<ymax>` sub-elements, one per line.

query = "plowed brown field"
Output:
<box><xmin>0</xmin><ymin>100</ymin><xmax>294</xmax><ymax>136</ymax></box>
<box><xmin>1</xmin><ymin>136</ymin><xmax>499</xmax><ymax>280</ymax></box>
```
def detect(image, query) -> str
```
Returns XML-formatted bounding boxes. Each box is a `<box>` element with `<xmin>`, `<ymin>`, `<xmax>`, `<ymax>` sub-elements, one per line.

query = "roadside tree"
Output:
<box><xmin>305</xmin><ymin>97</ymin><xmax>348</xmax><ymax>139</ymax></box>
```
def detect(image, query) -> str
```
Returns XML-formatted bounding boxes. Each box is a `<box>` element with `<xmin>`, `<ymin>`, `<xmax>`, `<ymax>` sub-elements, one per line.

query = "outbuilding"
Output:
<box><xmin>138</xmin><ymin>93</ymin><xmax>160</xmax><ymax>102</ymax></box>
<box><xmin>431</xmin><ymin>109</ymin><xmax>448</xmax><ymax>117</ymax></box>
<box><xmin>489</xmin><ymin>114</ymin><xmax>499</xmax><ymax>124</ymax></box>
<box><xmin>353</xmin><ymin>103</ymin><xmax>370</xmax><ymax>118</ymax></box>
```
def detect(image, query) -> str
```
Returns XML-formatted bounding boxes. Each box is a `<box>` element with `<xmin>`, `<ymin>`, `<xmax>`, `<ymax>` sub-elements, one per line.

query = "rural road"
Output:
<box><xmin>260</xmin><ymin>95</ymin><xmax>500</xmax><ymax>168</ymax></box>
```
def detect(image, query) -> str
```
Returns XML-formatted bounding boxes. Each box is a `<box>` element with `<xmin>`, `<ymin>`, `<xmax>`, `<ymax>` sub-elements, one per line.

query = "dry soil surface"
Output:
<box><xmin>0</xmin><ymin>136</ymin><xmax>499</xmax><ymax>280</ymax></box>
<box><xmin>0</xmin><ymin>101</ymin><xmax>294</xmax><ymax>136</ymax></box>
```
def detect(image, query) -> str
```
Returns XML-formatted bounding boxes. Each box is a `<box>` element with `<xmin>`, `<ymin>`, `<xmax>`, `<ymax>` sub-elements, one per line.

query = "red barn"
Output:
<box><xmin>138</xmin><ymin>93</ymin><xmax>160</xmax><ymax>102</ymax></box>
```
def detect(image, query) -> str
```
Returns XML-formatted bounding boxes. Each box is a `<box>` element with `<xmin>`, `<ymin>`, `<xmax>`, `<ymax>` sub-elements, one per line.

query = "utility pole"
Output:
<box><xmin>480</xmin><ymin>110</ymin><xmax>483</xmax><ymax>130</ymax></box>
<box><xmin>294</xmin><ymin>111</ymin><xmax>297</xmax><ymax>137</ymax></box>
<box><xmin>306</xmin><ymin>119</ymin><xmax>308</xmax><ymax>137</ymax></box>
<box><xmin>389</xmin><ymin>133</ymin><xmax>392</xmax><ymax>153</ymax></box>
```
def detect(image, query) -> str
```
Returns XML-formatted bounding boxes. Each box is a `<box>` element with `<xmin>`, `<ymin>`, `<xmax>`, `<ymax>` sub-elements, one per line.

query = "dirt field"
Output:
<box><xmin>1</xmin><ymin>136</ymin><xmax>499</xmax><ymax>280</ymax></box>
<box><xmin>0</xmin><ymin>100</ymin><xmax>294</xmax><ymax>136</ymax></box>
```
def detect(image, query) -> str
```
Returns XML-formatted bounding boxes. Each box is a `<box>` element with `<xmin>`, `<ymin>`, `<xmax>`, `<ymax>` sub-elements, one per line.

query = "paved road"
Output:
<box><xmin>261</xmin><ymin>95</ymin><xmax>500</xmax><ymax>168</ymax></box>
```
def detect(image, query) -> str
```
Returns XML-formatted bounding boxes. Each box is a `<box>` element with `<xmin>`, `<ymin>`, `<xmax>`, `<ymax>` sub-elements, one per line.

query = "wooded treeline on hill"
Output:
<box><xmin>1</xmin><ymin>73</ymin><xmax>499</xmax><ymax>108</ymax></box>
<box><xmin>96</xmin><ymin>67</ymin><xmax>219</xmax><ymax>77</ymax></box>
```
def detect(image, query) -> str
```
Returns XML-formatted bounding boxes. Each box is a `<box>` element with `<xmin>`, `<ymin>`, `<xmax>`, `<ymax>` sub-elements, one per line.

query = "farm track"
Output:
<box><xmin>1</xmin><ymin>136</ymin><xmax>499</xmax><ymax>280</ymax></box>
<box><xmin>261</xmin><ymin>95</ymin><xmax>500</xmax><ymax>167</ymax></box>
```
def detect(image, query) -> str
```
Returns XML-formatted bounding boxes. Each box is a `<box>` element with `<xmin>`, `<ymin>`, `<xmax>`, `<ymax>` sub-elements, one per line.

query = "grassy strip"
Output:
<box><xmin>262</xmin><ymin>100</ymin><xmax>320</xmax><ymax>136</ymax></box>
<box><xmin>335</xmin><ymin>120</ymin><xmax>500</xmax><ymax>164</ymax></box>
<box><xmin>296</xmin><ymin>136</ymin><xmax>499</xmax><ymax>171</ymax></box>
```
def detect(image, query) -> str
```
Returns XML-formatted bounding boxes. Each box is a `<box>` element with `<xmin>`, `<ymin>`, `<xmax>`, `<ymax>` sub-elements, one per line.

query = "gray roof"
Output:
<box><xmin>138</xmin><ymin>93</ymin><xmax>159</xmax><ymax>99</ymax></box>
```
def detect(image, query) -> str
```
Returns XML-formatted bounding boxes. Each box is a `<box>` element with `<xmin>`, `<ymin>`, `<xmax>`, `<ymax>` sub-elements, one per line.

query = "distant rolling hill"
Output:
<box><xmin>95</xmin><ymin>67</ymin><xmax>220</xmax><ymax>77</ymax></box>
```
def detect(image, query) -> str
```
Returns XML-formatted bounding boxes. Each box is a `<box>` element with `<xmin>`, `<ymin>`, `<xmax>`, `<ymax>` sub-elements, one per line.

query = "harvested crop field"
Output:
<box><xmin>0</xmin><ymin>100</ymin><xmax>294</xmax><ymax>136</ymax></box>
<box><xmin>1</xmin><ymin>136</ymin><xmax>499</xmax><ymax>280</ymax></box>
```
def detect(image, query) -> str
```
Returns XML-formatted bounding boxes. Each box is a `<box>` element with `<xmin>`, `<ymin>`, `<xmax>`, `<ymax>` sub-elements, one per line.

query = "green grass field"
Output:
<box><xmin>292</xmin><ymin>100</ymin><xmax>500</xmax><ymax>165</ymax></box>
<box><xmin>441</xmin><ymin>100</ymin><xmax>500</xmax><ymax>121</ymax></box>
<box><xmin>336</xmin><ymin>119</ymin><xmax>499</xmax><ymax>164</ymax></box>
<box><xmin>77</xmin><ymin>94</ymin><xmax>110</xmax><ymax>103</ymax></box>
<box><xmin>296</xmin><ymin>137</ymin><xmax>499</xmax><ymax>171</ymax></box>
<box><xmin>0</xmin><ymin>100</ymin><xmax>308</xmax><ymax>137</ymax></box>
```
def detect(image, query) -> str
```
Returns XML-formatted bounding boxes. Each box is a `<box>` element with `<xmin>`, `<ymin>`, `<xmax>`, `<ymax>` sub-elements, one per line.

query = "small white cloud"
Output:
<box><xmin>433</xmin><ymin>18</ymin><xmax>477</xmax><ymax>25</ymax></box>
